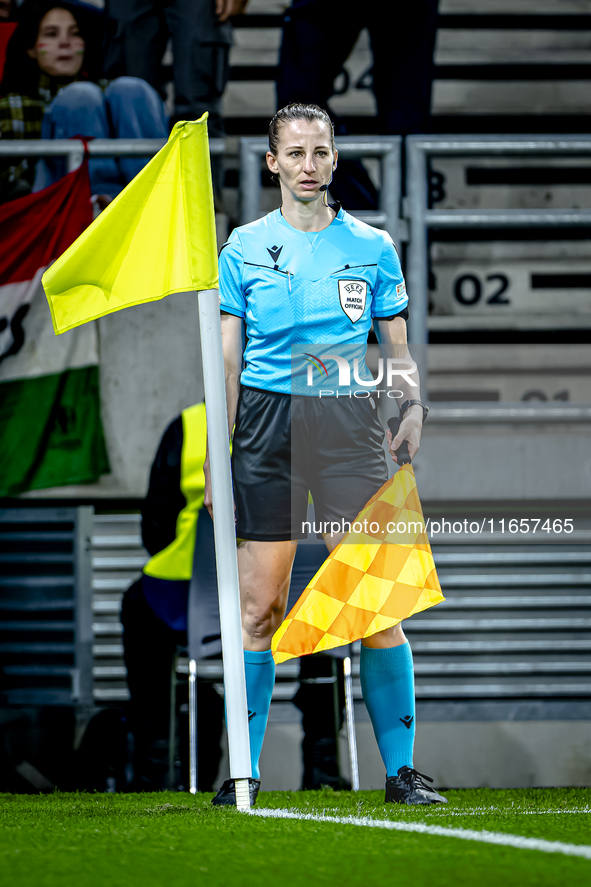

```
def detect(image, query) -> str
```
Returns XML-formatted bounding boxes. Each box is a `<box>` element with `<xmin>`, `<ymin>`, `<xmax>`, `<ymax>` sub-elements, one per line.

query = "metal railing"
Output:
<box><xmin>239</xmin><ymin>135</ymin><xmax>402</xmax><ymax>244</ymax></box>
<box><xmin>0</xmin><ymin>137</ymin><xmax>225</xmax><ymax>171</ymax></box>
<box><xmin>405</xmin><ymin>135</ymin><xmax>591</xmax><ymax>346</ymax></box>
<box><xmin>427</xmin><ymin>404</ymin><xmax>591</xmax><ymax>424</ymax></box>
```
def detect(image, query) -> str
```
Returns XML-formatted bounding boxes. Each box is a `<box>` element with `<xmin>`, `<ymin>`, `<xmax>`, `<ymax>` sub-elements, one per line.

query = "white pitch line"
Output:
<box><xmin>250</xmin><ymin>808</ymin><xmax>591</xmax><ymax>861</ymax></box>
<box><xmin>416</xmin><ymin>807</ymin><xmax>591</xmax><ymax>817</ymax></box>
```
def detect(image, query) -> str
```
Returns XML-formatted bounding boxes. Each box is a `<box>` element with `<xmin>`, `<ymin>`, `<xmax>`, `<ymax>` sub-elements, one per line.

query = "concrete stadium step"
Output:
<box><xmin>92</xmin><ymin>556</ymin><xmax>148</xmax><ymax>570</ymax></box>
<box><xmin>407</xmin><ymin>618</ymin><xmax>591</xmax><ymax>630</ymax></box>
<box><xmin>0</xmin><ymin>506</ymin><xmax>93</xmax><ymax>708</ymax></box>
<box><xmin>437</xmin><ymin>574</ymin><xmax>591</xmax><ymax>587</ymax></box>
<box><xmin>91</xmin><ymin>513</ymin><xmax>146</xmax><ymax>702</ymax></box>
<box><xmin>92</xmin><ymin>535</ymin><xmax>143</xmax><ymax>548</ymax></box>
<box><xmin>422</xmin><ymin>596</ymin><xmax>591</xmax><ymax>608</ymax></box>
<box><xmin>433</xmin><ymin>550</ymin><xmax>591</xmax><ymax>565</ymax></box>
<box><xmin>425</xmin><ymin>342</ymin><xmax>591</xmax><ymax>402</ymax></box>
<box><xmin>412</xmin><ymin>639</ymin><xmax>591</xmax><ymax>653</ymax></box>
<box><xmin>0</xmin><ymin>552</ymin><xmax>75</xmax><ymax>564</ymax></box>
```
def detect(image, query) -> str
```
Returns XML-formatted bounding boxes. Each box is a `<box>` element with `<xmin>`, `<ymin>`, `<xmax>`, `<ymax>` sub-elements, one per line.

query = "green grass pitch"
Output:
<box><xmin>1</xmin><ymin>788</ymin><xmax>590</xmax><ymax>887</ymax></box>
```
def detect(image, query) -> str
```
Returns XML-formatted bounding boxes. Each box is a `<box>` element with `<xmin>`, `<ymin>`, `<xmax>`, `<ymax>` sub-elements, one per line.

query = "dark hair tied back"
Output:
<box><xmin>268</xmin><ymin>103</ymin><xmax>335</xmax><ymax>186</ymax></box>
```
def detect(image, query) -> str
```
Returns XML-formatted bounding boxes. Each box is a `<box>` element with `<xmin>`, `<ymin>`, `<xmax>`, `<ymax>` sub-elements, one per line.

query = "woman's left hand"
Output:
<box><xmin>386</xmin><ymin>407</ymin><xmax>423</xmax><ymax>463</ymax></box>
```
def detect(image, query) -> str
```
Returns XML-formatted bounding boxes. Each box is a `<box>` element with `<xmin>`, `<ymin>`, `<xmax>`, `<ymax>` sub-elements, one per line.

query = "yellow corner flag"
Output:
<box><xmin>43</xmin><ymin>115</ymin><xmax>218</xmax><ymax>334</ymax></box>
<box><xmin>272</xmin><ymin>465</ymin><xmax>445</xmax><ymax>663</ymax></box>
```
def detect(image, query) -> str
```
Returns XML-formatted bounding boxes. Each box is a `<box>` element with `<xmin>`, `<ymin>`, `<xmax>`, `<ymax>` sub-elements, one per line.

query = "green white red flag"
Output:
<box><xmin>0</xmin><ymin>162</ymin><xmax>109</xmax><ymax>497</ymax></box>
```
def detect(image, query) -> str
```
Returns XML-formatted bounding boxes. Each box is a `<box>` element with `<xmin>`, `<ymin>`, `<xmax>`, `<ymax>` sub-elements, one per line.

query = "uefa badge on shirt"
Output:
<box><xmin>338</xmin><ymin>279</ymin><xmax>367</xmax><ymax>323</ymax></box>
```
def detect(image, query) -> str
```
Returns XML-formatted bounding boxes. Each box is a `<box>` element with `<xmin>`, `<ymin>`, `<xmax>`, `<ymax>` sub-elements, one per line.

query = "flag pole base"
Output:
<box><xmin>235</xmin><ymin>778</ymin><xmax>251</xmax><ymax>811</ymax></box>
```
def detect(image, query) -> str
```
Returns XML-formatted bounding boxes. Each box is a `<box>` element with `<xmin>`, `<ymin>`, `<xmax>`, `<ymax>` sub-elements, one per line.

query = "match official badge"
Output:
<box><xmin>338</xmin><ymin>279</ymin><xmax>367</xmax><ymax>323</ymax></box>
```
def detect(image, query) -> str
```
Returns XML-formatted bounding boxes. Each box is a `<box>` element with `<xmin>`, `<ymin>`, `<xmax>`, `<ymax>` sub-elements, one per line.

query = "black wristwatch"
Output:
<box><xmin>399</xmin><ymin>399</ymin><xmax>429</xmax><ymax>425</ymax></box>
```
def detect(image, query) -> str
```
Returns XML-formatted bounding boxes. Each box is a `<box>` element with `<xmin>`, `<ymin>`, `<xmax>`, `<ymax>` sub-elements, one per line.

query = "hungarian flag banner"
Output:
<box><xmin>272</xmin><ymin>465</ymin><xmax>445</xmax><ymax>663</ymax></box>
<box><xmin>0</xmin><ymin>162</ymin><xmax>110</xmax><ymax>497</ymax></box>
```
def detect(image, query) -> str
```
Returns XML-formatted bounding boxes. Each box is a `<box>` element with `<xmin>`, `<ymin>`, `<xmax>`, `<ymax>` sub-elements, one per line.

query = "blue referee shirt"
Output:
<box><xmin>218</xmin><ymin>208</ymin><xmax>408</xmax><ymax>394</ymax></box>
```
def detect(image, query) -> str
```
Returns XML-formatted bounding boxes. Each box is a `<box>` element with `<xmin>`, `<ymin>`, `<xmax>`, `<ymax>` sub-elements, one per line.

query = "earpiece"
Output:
<box><xmin>320</xmin><ymin>171</ymin><xmax>333</xmax><ymax>199</ymax></box>
<box><xmin>319</xmin><ymin>165</ymin><xmax>337</xmax><ymax>194</ymax></box>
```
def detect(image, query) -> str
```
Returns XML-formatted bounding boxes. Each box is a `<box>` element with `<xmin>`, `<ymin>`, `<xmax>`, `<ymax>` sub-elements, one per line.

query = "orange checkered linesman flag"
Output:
<box><xmin>272</xmin><ymin>464</ymin><xmax>445</xmax><ymax>663</ymax></box>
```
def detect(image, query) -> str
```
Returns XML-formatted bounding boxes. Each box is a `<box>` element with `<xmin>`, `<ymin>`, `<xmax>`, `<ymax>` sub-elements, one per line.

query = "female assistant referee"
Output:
<box><xmin>205</xmin><ymin>103</ymin><xmax>446</xmax><ymax>807</ymax></box>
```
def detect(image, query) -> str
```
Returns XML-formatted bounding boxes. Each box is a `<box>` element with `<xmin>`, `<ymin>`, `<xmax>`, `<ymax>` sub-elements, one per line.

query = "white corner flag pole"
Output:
<box><xmin>343</xmin><ymin>656</ymin><xmax>359</xmax><ymax>791</ymax></box>
<box><xmin>197</xmin><ymin>288</ymin><xmax>252</xmax><ymax>811</ymax></box>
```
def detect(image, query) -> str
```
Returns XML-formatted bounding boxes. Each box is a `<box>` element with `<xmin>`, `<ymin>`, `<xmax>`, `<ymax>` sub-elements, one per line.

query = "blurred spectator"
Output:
<box><xmin>0</xmin><ymin>1</ymin><xmax>168</xmax><ymax>202</ymax></box>
<box><xmin>0</xmin><ymin>0</ymin><xmax>17</xmax><ymax>21</ymax></box>
<box><xmin>276</xmin><ymin>0</ymin><xmax>439</xmax><ymax>209</ymax></box>
<box><xmin>103</xmin><ymin>0</ymin><xmax>248</xmax><ymax>138</ymax></box>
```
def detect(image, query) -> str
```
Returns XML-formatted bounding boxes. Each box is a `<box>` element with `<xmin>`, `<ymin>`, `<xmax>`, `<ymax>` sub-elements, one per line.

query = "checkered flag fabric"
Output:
<box><xmin>272</xmin><ymin>465</ymin><xmax>444</xmax><ymax>663</ymax></box>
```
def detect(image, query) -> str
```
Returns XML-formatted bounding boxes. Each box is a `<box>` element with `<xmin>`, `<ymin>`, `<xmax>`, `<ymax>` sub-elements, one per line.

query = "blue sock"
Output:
<box><xmin>243</xmin><ymin>649</ymin><xmax>275</xmax><ymax>779</ymax></box>
<box><xmin>359</xmin><ymin>642</ymin><xmax>415</xmax><ymax>777</ymax></box>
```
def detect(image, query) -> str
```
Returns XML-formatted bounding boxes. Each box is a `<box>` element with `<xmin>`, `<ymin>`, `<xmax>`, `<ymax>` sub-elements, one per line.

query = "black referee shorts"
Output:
<box><xmin>232</xmin><ymin>386</ymin><xmax>388</xmax><ymax>542</ymax></box>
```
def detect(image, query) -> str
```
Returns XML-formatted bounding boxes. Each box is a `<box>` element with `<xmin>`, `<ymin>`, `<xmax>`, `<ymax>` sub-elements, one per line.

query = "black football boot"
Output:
<box><xmin>385</xmin><ymin>766</ymin><xmax>448</xmax><ymax>805</ymax></box>
<box><xmin>211</xmin><ymin>778</ymin><xmax>261</xmax><ymax>807</ymax></box>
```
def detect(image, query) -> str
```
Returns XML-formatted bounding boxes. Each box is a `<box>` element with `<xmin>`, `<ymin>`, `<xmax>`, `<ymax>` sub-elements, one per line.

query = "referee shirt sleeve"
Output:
<box><xmin>219</xmin><ymin>231</ymin><xmax>246</xmax><ymax>319</ymax></box>
<box><xmin>372</xmin><ymin>235</ymin><xmax>409</xmax><ymax>319</ymax></box>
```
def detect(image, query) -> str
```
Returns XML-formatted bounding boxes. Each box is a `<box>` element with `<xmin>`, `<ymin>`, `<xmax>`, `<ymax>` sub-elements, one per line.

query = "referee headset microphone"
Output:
<box><xmin>319</xmin><ymin>167</ymin><xmax>337</xmax><ymax>207</ymax></box>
